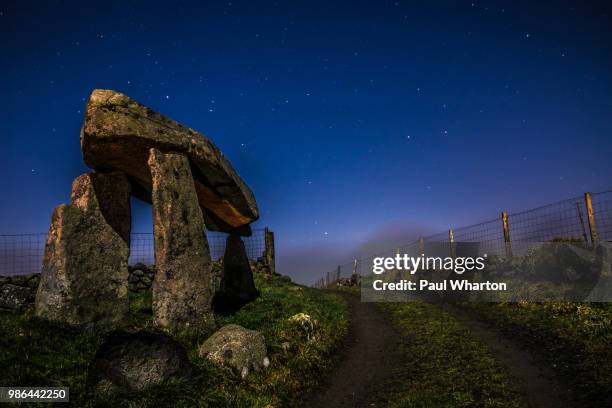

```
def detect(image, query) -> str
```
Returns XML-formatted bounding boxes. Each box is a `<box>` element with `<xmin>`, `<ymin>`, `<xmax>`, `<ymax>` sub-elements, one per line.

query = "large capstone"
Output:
<box><xmin>35</xmin><ymin>172</ymin><xmax>131</xmax><ymax>326</ymax></box>
<box><xmin>81</xmin><ymin>89</ymin><xmax>258</xmax><ymax>234</ymax></box>
<box><xmin>212</xmin><ymin>234</ymin><xmax>259</xmax><ymax>314</ymax></box>
<box><xmin>198</xmin><ymin>324</ymin><xmax>269</xmax><ymax>379</ymax></box>
<box><xmin>88</xmin><ymin>331</ymin><xmax>193</xmax><ymax>396</ymax></box>
<box><xmin>149</xmin><ymin>148</ymin><xmax>214</xmax><ymax>328</ymax></box>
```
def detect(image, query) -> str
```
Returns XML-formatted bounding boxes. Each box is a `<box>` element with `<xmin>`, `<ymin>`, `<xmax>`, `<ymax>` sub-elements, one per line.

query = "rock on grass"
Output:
<box><xmin>88</xmin><ymin>331</ymin><xmax>193</xmax><ymax>396</ymax></box>
<box><xmin>198</xmin><ymin>324</ymin><xmax>269</xmax><ymax>379</ymax></box>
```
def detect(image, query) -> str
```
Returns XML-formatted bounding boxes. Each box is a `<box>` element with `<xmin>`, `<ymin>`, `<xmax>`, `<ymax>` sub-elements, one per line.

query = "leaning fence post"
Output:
<box><xmin>449</xmin><ymin>228</ymin><xmax>456</xmax><ymax>258</ymax></box>
<box><xmin>264</xmin><ymin>227</ymin><xmax>276</xmax><ymax>275</ymax></box>
<box><xmin>352</xmin><ymin>258</ymin><xmax>358</xmax><ymax>276</ymax></box>
<box><xmin>501</xmin><ymin>211</ymin><xmax>513</xmax><ymax>257</ymax></box>
<box><xmin>336</xmin><ymin>265</ymin><xmax>341</xmax><ymax>282</ymax></box>
<box><xmin>584</xmin><ymin>192</ymin><xmax>599</xmax><ymax>248</ymax></box>
<box><xmin>576</xmin><ymin>202</ymin><xmax>589</xmax><ymax>244</ymax></box>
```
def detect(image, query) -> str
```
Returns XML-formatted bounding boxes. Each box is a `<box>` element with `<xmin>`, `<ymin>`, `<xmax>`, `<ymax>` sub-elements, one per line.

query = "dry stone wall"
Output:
<box><xmin>0</xmin><ymin>259</ymin><xmax>266</xmax><ymax>311</ymax></box>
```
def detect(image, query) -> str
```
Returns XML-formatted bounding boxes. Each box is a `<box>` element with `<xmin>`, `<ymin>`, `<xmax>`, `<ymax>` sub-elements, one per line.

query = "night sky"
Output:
<box><xmin>2</xmin><ymin>1</ymin><xmax>612</xmax><ymax>283</ymax></box>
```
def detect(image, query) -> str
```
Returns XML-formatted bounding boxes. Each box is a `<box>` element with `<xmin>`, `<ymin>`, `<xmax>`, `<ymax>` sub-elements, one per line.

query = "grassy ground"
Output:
<box><xmin>466</xmin><ymin>302</ymin><xmax>612</xmax><ymax>406</ymax></box>
<box><xmin>0</xmin><ymin>273</ymin><xmax>348</xmax><ymax>407</ymax></box>
<box><xmin>382</xmin><ymin>302</ymin><xmax>525</xmax><ymax>408</ymax></box>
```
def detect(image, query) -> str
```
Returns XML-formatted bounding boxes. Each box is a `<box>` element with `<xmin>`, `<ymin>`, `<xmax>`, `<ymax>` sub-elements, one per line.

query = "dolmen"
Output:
<box><xmin>35</xmin><ymin>89</ymin><xmax>259</xmax><ymax>329</ymax></box>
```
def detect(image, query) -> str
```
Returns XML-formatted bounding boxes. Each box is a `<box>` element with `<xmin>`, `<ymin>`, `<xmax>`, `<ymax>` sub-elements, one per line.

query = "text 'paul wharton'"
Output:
<box><xmin>372</xmin><ymin>279</ymin><xmax>507</xmax><ymax>291</ymax></box>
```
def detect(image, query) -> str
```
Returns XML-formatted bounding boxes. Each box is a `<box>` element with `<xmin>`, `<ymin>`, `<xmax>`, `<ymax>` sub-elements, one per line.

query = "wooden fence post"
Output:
<box><xmin>576</xmin><ymin>202</ymin><xmax>589</xmax><ymax>244</ymax></box>
<box><xmin>449</xmin><ymin>228</ymin><xmax>456</xmax><ymax>258</ymax></box>
<box><xmin>264</xmin><ymin>227</ymin><xmax>276</xmax><ymax>275</ymax></box>
<box><xmin>584</xmin><ymin>192</ymin><xmax>599</xmax><ymax>248</ymax></box>
<box><xmin>352</xmin><ymin>258</ymin><xmax>358</xmax><ymax>276</ymax></box>
<box><xmin>418</xmin><ymin>237</ymin><xmax>425</xmax><ymax>256</ymax></box>
<box><xmin>501</xmin><ymin>211</ymin><xmax>513</xmax><ymax>257</ymax></box>
<box><xmin>336</xmin><ymin>265</ymin><xmax>341</xmax><ymax>282</ymax></box>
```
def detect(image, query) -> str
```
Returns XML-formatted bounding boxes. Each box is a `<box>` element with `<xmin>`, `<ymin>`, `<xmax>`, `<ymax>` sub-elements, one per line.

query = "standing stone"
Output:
<box><xmin>35</xmin><ymin>172</ymin><xmax>131</xmax><ymax>325</ymax></box>
<box><xmin>213</xmin><ymin>234</ymin><xmax>259</xmax><ymax>314</ymax></box>
<box><xmin>148</xmin><ymin>148</ymin><xmax>214</xmax><ymax>328</ymax></box>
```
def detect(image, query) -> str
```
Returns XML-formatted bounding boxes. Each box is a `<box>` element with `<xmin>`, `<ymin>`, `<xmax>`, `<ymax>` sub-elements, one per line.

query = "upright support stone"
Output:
<box><xmin>35</xmin><ymin>172</ymin><xmax>131</xmax><ymax>325</ymax></box>
<box><xmin>213</xmin><ymin>234</ymin><xmax>259</xmax><ymax>314</ymax></box>
<box><xmin>148</xmin><ymin>148</ymin><xmax>214</xmax><ymax>328</ymax></box>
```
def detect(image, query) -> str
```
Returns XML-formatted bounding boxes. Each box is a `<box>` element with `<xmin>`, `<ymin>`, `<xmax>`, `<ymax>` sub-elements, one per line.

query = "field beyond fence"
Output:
<box><xmin>0</xmin><ymin>228</ymin><xmax>271</xmax><ymax>276</ymax></box>
<box><xmin>314</xmin><ymin>190</ymin><xmax>612</xmax><ymax>287</ymax></box>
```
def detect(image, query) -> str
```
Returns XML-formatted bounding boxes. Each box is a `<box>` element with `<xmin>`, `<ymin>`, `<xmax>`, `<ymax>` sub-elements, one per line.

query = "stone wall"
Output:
<box><xmin>0</xmin><ymin>274</ymin><xmax>40</xmax><ymax>310</ymax></box>
<box><xmin>0</xmin><ymin>258</ymin><xmax>272</xmax><ymax>311</ymax></box>
<box><xmin>251</xmin><ymin>259</ymin><xmax>272</xmax><ymax>275</ymax></box>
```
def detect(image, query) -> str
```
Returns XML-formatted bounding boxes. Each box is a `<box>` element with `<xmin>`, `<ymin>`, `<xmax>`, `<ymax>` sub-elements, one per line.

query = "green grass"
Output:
<box><xmin>382</xmin><ymin>302</ymin><xmax>525</xmax><ymax>408</ymax></box>
<box><xmin>0</xmin><ymin>274</ymin><xmax>348</xmax><ymax>407</ymax></box>
<box><xmin>466</xmin><ymin>302</ymin><xmax>612</xmax><ymax>406</ymax></box>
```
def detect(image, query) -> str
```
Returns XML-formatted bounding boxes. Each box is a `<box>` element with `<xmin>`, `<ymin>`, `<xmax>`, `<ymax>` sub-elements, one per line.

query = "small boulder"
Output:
<box><xmin>0</xmin><ymin>284</ymin><xmax>31</xmax><ymax>310</ymax></box>
<box><xmin>198</xmin><ymin>324</ymin><xmax>268</xmax><ymax>379</ymax></box>
<box><xmin>596</xmin><ymin>242</ymin><xmax>612</xmax><ymax>277</ymax></box>
<box><xmin>521</xmin><ymin>243</ymin><xmax>595</xmax><ymax>282</ymax></box>
<box><xmin>585</xmin><ymin>243</ymin><xmax>612</xmax><ymax>301</ymax></box>
<box><xmin>288</xmin><ymin>313</ymin><xmax>318</xmax><ymax>341</ymax></box>
<box><xmin>88</xmin><ymin>331</ymin><xmax>192</xmax><ymax>395</ymax></box>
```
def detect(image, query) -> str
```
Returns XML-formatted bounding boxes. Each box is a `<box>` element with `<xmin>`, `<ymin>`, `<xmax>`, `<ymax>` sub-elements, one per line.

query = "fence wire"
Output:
<box><xmin>314</xmin><ymin>190</ymin><xmax>612</xmax><ymax>287</ymax></box>
<box><xmin>0</xmin><ymin>229</ymin><xmax>267</xmax><ymax>276</ymax></box>
<box><xmin>593</xmin><ymin>190</ymin><xmax>612</xmax><ymax>241</ymax></box>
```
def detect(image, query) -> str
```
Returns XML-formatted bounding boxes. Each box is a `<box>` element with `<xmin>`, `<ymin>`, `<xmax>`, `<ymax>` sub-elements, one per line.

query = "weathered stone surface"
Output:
<box><xmin>213</xmin><ymin>235</ymin><xmax>259</xmax><ymax>314</ymax></box>
<box><xmin>596</xmin><ymin>242</ymin><xmax>612</xmax><ymax>278</ymax></box>
<box><xmin>81</xmin><ymin>89</ymin><xmax>258</xmax><ymax>234</ymax></box>
<box><xmin>585</xmin><ymin>242</ymin><xmax>612</xmax><ymax>301</ymax></box>
<box><xmin>71</xmin><ymin>172</ymin><xmax>132</xmax><ymax>244</ymax></box>
<box><xmin>0</xmin><ymin>284</ymin><xmax>30</xmax><ymax>310</ymax></box>
<box><xmin>35</xmin><ymin>172</ymin><xmax>131</xmax><ymax>325</ymax></box>
<box><xmin>521</xmin><ymin>243</ymin><xmax>599</xmax><ymax>283</ymax></box>
<box><xmin>88</xmin><ymin>331</ymin><xmax>193</xmax><ymax>395</ymax></box>
<box><xmin>198</xmin><ymin>324</ymin><xmax>269</xmax><ymax>379</ymax></box>
<box><xmin>149</xmin><ymin>148</ymin><xmax>214</xmax><ymax>328</ymax></box>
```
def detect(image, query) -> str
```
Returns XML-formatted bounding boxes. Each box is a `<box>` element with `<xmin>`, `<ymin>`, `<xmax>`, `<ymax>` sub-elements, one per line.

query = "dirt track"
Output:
<box><xmin>303</xmin><ymin>292</ymin><xmax>404</xmax><ymax>407</ymax></box>
<box><xmin>304</xmin><ymin>293</ymin><xmax>574</xmax><ymax>408</ymax></box>
<box><xmin>444</xmin><ymin>305</ymin><xmax>573</xmax><ymax>408</ymax></box>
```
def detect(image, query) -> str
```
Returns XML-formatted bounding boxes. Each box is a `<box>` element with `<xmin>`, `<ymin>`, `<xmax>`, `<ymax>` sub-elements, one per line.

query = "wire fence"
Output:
<box><xmin>0</xmin><ymin>229</ymin><xmax>267</xmax><ymax>276</ymax></box>
<box><xmin>313</xmin><ymin>189</ymin><xmax>612</xmax><ymax>288</ymax></box>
